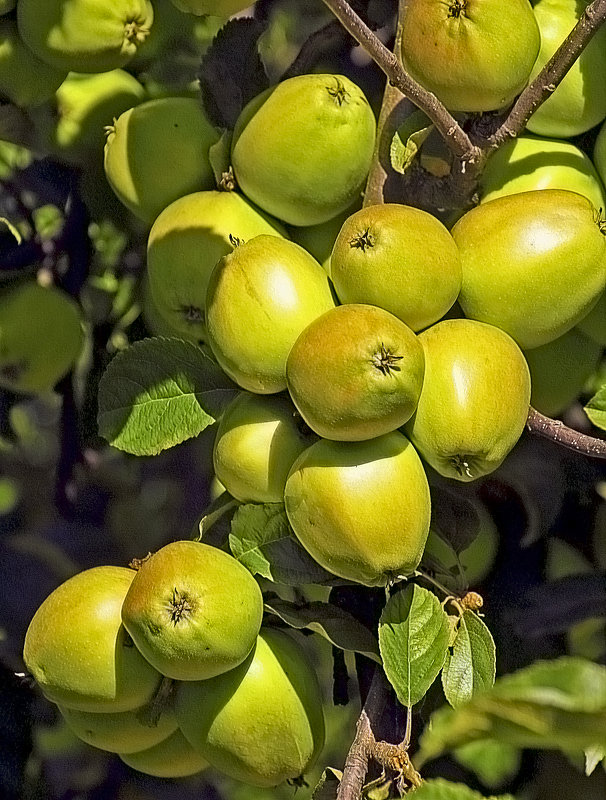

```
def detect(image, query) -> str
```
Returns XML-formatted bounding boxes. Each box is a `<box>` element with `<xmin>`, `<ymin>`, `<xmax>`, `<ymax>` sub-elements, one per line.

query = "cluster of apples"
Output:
<box><xmin>23</xmin><ymin>540</ymin><xmax>325</xmax><ymax>784</ymax></box>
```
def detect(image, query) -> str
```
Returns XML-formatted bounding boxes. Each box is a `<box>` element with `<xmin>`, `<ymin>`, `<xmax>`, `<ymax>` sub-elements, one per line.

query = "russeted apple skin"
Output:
<box><xmin>175</xmin><ymin>629</ymin><xmax>325</xmax><ymax>788</ymax></box>
<box><xmin>453</xmin><ymin>190</ymin><xmax>606</xmax><ymax>349</ymax></box>
<box><xmin>284</xmin><ymin>431</ymin><xmax>431</xmax><ymax>586</ymax></box>
<box><xmin>23</xmin><ymin>566</ymin><xmax>161</xmax><ymax>713</ymax></box>
<box><xmin>205</xmin><ymin>235</ymin><xmax>336</xmax><ymax>394</ymax></box>
<box><xmin>286</xmin><ymin>304</ymin><xmax>425</xmax><ymax>442</ymax></box>
<box><xmin>121</xmin><ymin>541</ymin><xmax>263</xmax><ymax>681</ymax></box>
<box><xmin>119</xmin><ymin>728</ymin><xmax>209</xmax><ymax>778</ymax></box>
<box><xmin>329</xmin><ymin>204</ymin><xmax>462</xmax><ymax>332</ymax></box>
<box><xmin>231</xmin><ymin>74</ymin><xmax>376</xmax><ymax>226</ymax></box>
<box><xmin>404</xmin><ymin>319</ymin><xmax>531</xmax><ymax>482</ymax></box>
<box><xmin>400</xmin><ymin>0</ymin><xmax>540</xmax><ymax>113</ymax></box>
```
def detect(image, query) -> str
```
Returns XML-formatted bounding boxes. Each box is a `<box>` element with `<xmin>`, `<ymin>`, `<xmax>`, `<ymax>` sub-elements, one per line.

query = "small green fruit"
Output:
<box><xmin>120</xmin><ymin>729</ymin><xmax>209</xmax><ymax>777</ymax></box>
<box><xmin>284</xmin><ymin>431</ymin><xmax>431</xmax><ymax>586</ymax></box>
<box><xmin>121</xmin><ymin>540</ymin><xmax>263</xmax><ymax>681</ymax></box>
<box><xmin>577</xmin><ymin>290</ymin><xmax>606</xmax><ymax>345</ymax></box>
<box><xmin>405</xmin><ymin>319</ymin><xmax>531</xmax><ymax>482</ymax></box>
<box><xmin>175</xmin><ymin>628</ymin><xmax>325</xmax><ymax>787</ymax></box>
<box><xmin>206</xmin><ymin>235</ymin><xmax>336</xmax><ymax>393</ymax></box>
<box><xmin>213</xmin><ymin>392</ymin><xmax>315</xmax><ymax>503</ymax></box>
<box><xmin>147</xmin><ymin>190</ymin><xmax>286</xmax><ymax>344</ymax></box>
<box><xmin>170</xmin><ymin>0</ymin><xmax>256</xmax><ymax>14</ymax></box>
<box><xmin>104</xmin><ymin>97</ymin><xmax>220</xmax><ymax>224</ymax></box>
<box><xmin>23</xmin><ymin>566</ymin><xmax>161</xmax><ymax>712</ymax></box>
<box><xmin>0</xmin><ymin>281</ymin><xmax>84</xmax><ymax>394</ymax></box>
<box><xmin>330</xmin><ymin>203</ymin><xmax>462</xmax><ymax>332</ymax></box>
<box><xmin>286</xmin><ymin>304</ymin><xmax>425</xmax><ymax>441</ymax></box>
<box><xmin>231</xmin><ymin>74</ymin><xmax>376</xmax><ymax>226</ymax></box>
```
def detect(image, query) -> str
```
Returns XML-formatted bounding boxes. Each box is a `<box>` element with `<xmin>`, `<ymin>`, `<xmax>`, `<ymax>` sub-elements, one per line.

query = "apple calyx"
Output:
<box><xmin>594</xmin><ymin>208</ymin><xmax>606</xmax><ymax>235</ymax></box>
<box><xmin>371</xmin><ymin>342</ymin><xmax>404</xmax><ymax>376</ymax></box>
<box><xmin>326</xmin><ymin>78</ymin><xmax>348</xmax><ymax>107</ymax></box>
<box><xmin>124</xmin><ymin>20</ymin><xmax>151</xmax><ymax>47</ymax></box>
<box><xmin>180</xmin><ymin>304</ymin><xmax>204</xmax><ymax>325</ymax></box>
<box><xmin>349</xmin><ymin>229</ymin><xmax>374</xmax><ymax>251</ymax></box>
<box><xmin>448</xmin><ymin>0</ymin><xmax>467</xmax><ymax>18</ymax></box>
<box><xmin>166</xmin><ymin>587</ymin><xmax>195</xmax><ymax>625</ymax></box>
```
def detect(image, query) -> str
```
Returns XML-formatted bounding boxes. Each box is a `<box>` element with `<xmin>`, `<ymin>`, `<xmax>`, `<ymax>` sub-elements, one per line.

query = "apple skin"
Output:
<box><xmin>287</xmin><ymin>205</ymin><xmax>359</xmax><ymax>273</ymax></box>
<box><xmin>524</xmin><ymin>328</ymin><xmax>602</xmax><ymax>417</ymax></box>
<box><xmin>104</xmin><ymin>97</ymin><xmax>220</xmax><ymax>225</ymax></box>
<box><xmin>284</xmin><ymin>431</ymin><xmax>431</xmax><ymax>586</ymax></box>
<box><xmin>400</xmin><ymin>0</ymin><xmax>540</xmax><ymax>113</ymax></box>
<box><xmin>17</xmin><ymin>0</ymin><xmax>154</xmax><ymax>73</ymax></box>
<box><xmin>577</xmin><ymin>290</ymin><xmax>606</xmax><ymax>345</ymax></box>
<box><xmin>23</xmin><ymin>566</ymin><xmax>162</xmax><ymax>712</ymax></box>
<box><xmin>453</xmin><ymin>189</ymin><xmax>606</xmax><ymax>349</ymax></box>
<box><xmin>0</xmin><ymin>282</ymin><xmax>84</xmax><ymax>394</ymax></box>
<box><xmin>526</xmin><ymin>0</ymin><xmax>606</xmax><ymax>137</ymax></box>
<box><xmin>329</xmin><ymin>203</ymin><xmax>462</xmax><ymax>332</ymax></box>
<box><xmin>121</xmin><ymin>540</ymin><xmax>263</xmax><ymax>681</ymax></box>
<box><xmin>57</xmin><ymin>704</ymin><xmax>178</xmax><ymax>754</ymax></box>
<box><xmin>119</xmin><ymin>728</ymin><xmax>209</xmax><ymax>777</ymax></box>
<box><xmin>286</xmin><ymin>304</ymin><xmax>425</xmax><ymax>442</ymax></box>
<box><xmin>480</xmin><ymin>135</ymin><xmax>606</xmax><ymax>211</ymax></box>
<box><xmin>170</xmin><ymin>0</ymin><xmax>256</xmax><ymax>14</ymax></box>
<box><xmin>231</xmin><ymin>74</ymin><xmax>376</xmax><ymax>226</ymax></box>
<box><xmin>404</xmin><ymin>319</ymin><xmax>531</xmax><ymax>482</ymax></box>
<box><xmin>175</xmin><ymin>628</ymin><xmax>325</xmax><ymax>788</ymax></box>
<box><xmin>147</xmin><ymin>190</ymin><xmax>287</xmax><ymax>345</ymax></box>
<box><xmin>206</xmin><ymin>235</ymin><xmax>336</xmax><ymax>394</ymax></box>
<box><xmin>213</xmin><ymin>392</ymin><xmax>316</xmax><ymax>503</ymax></box>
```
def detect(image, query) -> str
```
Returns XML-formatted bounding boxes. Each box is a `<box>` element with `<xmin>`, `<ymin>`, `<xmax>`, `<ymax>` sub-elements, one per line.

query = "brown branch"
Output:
<box><xmin>489</xmin><ymin>0</ymin><xmax>606</xmax><ymax>148</ymax></box>
<box><xmin>527</xmin><ymin>407</ymin><xmax>606</xmax><ymax>458</ymax></box>
<box><xmin>282</xmin><ymin>19</ymin><xmax>347</xmax><ymax>80</ymax></box>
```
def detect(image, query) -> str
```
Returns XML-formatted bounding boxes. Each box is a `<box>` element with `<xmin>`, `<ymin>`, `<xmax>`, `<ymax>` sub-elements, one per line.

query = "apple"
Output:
<box><xmin>576</xmin><ymin>290</ymin><xmax>606</xmax><ymax>345</ymax></box>
<box><xmin>0</xmin><ymin>281</ymin><xmax>84</xmax><ymax>394</ymax></box>
<box><xmin>286</xmin><ymin>303</ymin><xmax>425</xmax><ymax>441</ymax></box>
<box><xmin>523</xmin><ymin>328</ymin><xmax>602</xmax><ymax>416</ymax></box>
<box><xmin>231</xmin><ymin>74</ymin><xmax>376</xmax><ymax>226</ymax></box>
<box><xmin>480</xmin><ymin>135</ymin><xmax>606</xmax><ymax>211</ymax></box>
<box><xmin>213</xmin><ymin>392</ymin><xmax>316</xmax><ymax>503</ymax></box>
<box><xmin>119</xmin><ymin>728</ymin><xmax>209</xmax><ymax>777</ymax></box>
<box><xmin>175</xmin><ymin>628</ymin><xmax>325</xmax><ymax>787</ymax></box>
<box><xmin>147</xmin><ymin>190</ymin><xmax>287</xmax><ymax>344</ymax></box>
<box><xmin>121</xmin><ymin>540</ymin><xmax>263</xmax><ymax>681</ymax></box>
<box><xmin>0</xmin><ymin>18</ymin><xmax>67</xmax><ymax>107</ymax></box>
<box><xmin>400</xmin><ymin>0</ymin><xmax>540</xmax><ymax>112</ymax></box>
<box><xmin>594</xmin><ymin>118</ymin><xmax>606</xmax><ymax>201</ymax></box>
<box><xmin>170</xmin><ymin>0</ymin><xmax>257</xmax><ymax>14</ymax></box>
<box><xmin>205</xmin><ymin>235</ymin><xmax>336</xmax><ymax>393</ymax></box>
<box><xmin>0</xmin><ymin>1</ymin><xmax>15</xmax><ymax>14</ymax></box>
<box><xmin>17</xmin><ymin>0</ymin><xmax>154</xmax><ymax>73</ymax></box>
<box><xmin>284</xmin><ymin>431</ymin><xmax>431</xmax><ymax>586</ymax></box>
<box><xmin>404</xmin><ymin>319</ymin><xmax>531</xmax><ymax>481</ymax></box>
<box><xmin>526</xmin><ymin>0</ymin><xmax>606</xmax><ymax>137</ymax></box>
<box><xmin>329</xmin><ymin>203</ymin><xmax>462</xmax><ymax>332</ymax></box>
<box><xmin>57</xmin><ymin>704</ymin><xmax>178</xmax><ymax>754</ymax></box>
<box><xmin>23</xmin><ymin>566</ymin><xmax>162</xmax><ymax>712</ymax></box>
<box><xmin>104</xmin><ymin>97</ymin><xmax>220</xmax><ymax>225</ymax></box>
<box><xmin>287</xmin><ymin>205</ymin><xmax>359</xmax><ymax>273</ymax></box>
<box><xmin>453</xmin><ymin>189</ymin><xmax>606</xmax><ymax>349</ymax></box>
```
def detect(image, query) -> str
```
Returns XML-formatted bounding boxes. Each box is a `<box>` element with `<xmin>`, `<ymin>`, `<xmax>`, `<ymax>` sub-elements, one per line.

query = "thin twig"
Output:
<box><xmin>527</xmin><ymin>407</ymin><xmax>606</xmax><ymax>458</ymax></box>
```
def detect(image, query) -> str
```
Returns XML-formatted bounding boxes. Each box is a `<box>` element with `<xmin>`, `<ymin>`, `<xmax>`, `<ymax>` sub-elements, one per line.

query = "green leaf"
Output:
<box><xmin>208</xmin><ymin>129</ymin><xmax>232</xmax><ymax>187</ymax></box>
<box><xmin>312</xmin><ymin>767</ymin><xmax>342</xmax><ymax>800</ymax></box>
<box><xmin>408</xmin><ymin>778</ymin><xmax>514</xmax><ymax>800</ymax></box>
<box><xmin>98</xmin><ymin>337</ymin><xmax>237</xmax><ymax>456</ymax></box>
<box><xmin>228</xmin><ymin>503</ymin><xmax>338</xmax><ymax>585</ymax></box>
<box><xmin>453</xmin><ymin>740</ymin><xmax>521</xmax><ymax>789</ymax></box>
<box><xmin>585</xmin><ymin>744</ymin><xmax>605</xmax><ymax>776</ymax></box>
<box><xmin>418</xmin><ymin>657</ymin><xmax>606</xmax><ymax>765</ymax></box>
<box><xmin>584</xmin><ymin>384</ymin><xmax>606</xmax><ymax>430</ymax></box>
<box><xmin>442</xmin><ymin>611</ymin><xmax>496</xmax><ymax>708</ymax></box>
<box><xmin>0</xmin><ymin>216</ymin><xmax>22</xmax><ymax>245</ymax></box>
<box><xmin>378</xmin><ymin>584</ymin><xmax>450</xmax><ymax>707</ymax></box>
<box><xmin>264</xmin><ymin>596</ymin><xmax>381</xmax><ymax>663</ymax></box>
<box><xmin>390</xmin><ymin>110</ymin><xmax>433</xmax><ymax>175</ymax></box>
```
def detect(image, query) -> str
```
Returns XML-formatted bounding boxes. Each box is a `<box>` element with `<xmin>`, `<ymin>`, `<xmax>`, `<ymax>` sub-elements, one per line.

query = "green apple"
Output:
<box><xmin>0</xmin><ymin>18</ymin><xmax>67</xmax><ymax>107</ymax></box>
<box><xmin>213</xmin><ymin>392</ymin><xmax>316</xmax><ymax>503</ymax></box>
<box><xmin>139</xmin><ymin>275</ymin><xmax>188</xmax><ymax>339</ymax></box>
<box><xmin>175</xmin><ymin>628</ymin><xmax>325</xmax><ymax>787</ymax></box>
<box><xmin>17</xmin><ymin>0</ymin><xmax>154</xmax><ymax>73</ymax></box>
<box><xmin>23</xmin><ymin>566</ymin><xmax>161</xmax><ymax>712</ymax></box>
<box><xmin>120</xmin><ymin>728</ymin><xmax>209</xmax><ymax>777</ymax></box>
<box><xmin>231</xmin><ymin>74</ymin><xmax>376</xmax><ymax>226</ymax></box>
<box><xmin>286</xmin><ymin>304</ymin><xmax>425</xmax><ymax>441</ymax></box>
<box><xmin>0</xmin><ymin>1</ymin><xmax>16</xmax><ymax>14</ymax></box>
<box><xmin>480</xmin><ymin>135</ymin><xmax>606</xmax><ymax>211</ymax></box>
<box><xmin>284</xmin><ymin>431</ymin><xmax>431</xmax><ymax>586</ymax></box>
<box><xmin>526</xmin><ymin>0</ymin><xmax>606</xmax><ymax>137</ymax></box>
<box><xmin>104</xmin><ymin>97</ymin><xmax>220</xmax><ymax>224</ymax></box>
<box><xmin>404</xmin><ymin>319</ymin><xmax>531</xmax><ymax>481</ymax></box>
<box><xmin>170</xmin><ymin>0</ymin><xmax>257</xmax><ymax>14</ymax></box>
<box><xmin>400</xmin><ymin>0</ymin><xmax>540</xmax><ymax>112</ymax></box>
<box><xmin>121</xmin><ymin>540</ymin><xmax>263</xmax><ymax>681</ymax></box>
<box><xmin>329</xmin><ymin>203</ymin><xmax>462</xmax><ymax>332</ymax></box>
<box><xmin>147</xmin><ymin>190</ymin><xmax>287</xmax><ymax>344</ymax></box>
<box><xmin>205</xmin><ymin>235</ymin><xmax>336</xmax><ymax>393</ymax></box>
<box><xmin>453</xmin><ymin>189</ymin><xmax>606</xmax><ymax>349</ymax></box>
<box><xmin>0</xmin><ymin>281</ymin><xmax>84</xmax><ymax>394</ymax></box>
<box><xmin>524</xmin><ymin>328</ymin><xmax>602</xmax><ymax>416</ymax></box>
<box><xmin>576</xmin><ymin>290</ymin><xmax>606</xmax><ymax>345</ymax></box>
<box><xmin>288</xmin><ymin>205</ymin><xmax>358</xmax><ymax>272</ymax></box>
<box><xmin>57</xmin><ymin>704</ymin><xmax>178</xmax><ymax>754</ymax></box>
<box><xmin>594</xmin><ymin>118</ymin><xmax>606</xmax><ymax>205</ymax></box>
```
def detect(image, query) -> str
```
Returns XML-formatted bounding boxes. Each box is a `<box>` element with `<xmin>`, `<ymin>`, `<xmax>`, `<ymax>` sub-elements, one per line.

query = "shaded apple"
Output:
<box><xmin>119</xmin><ymin>728</ymin><xmax>209</xmax><ymax>777</ymax></box>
